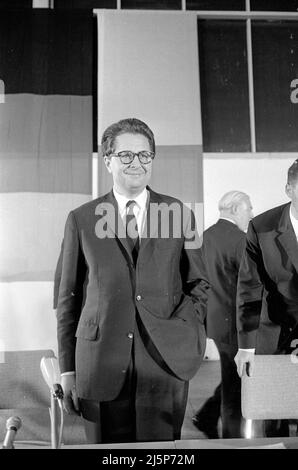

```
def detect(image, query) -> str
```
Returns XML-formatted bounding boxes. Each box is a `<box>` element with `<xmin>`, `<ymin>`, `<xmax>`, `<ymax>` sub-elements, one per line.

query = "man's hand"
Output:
<box><xmin>61</xmin><ymin>374</ymin><xmax>80</xmax><ymax>415</ymax></box>
<box><xmin>234</xmin><ymin>350</ymin><xmax>255</xmax><ymax>377</ymax></box>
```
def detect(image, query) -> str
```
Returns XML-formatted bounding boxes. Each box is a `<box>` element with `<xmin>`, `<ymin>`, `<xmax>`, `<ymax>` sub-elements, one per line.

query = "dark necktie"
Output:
<box><xmin>126</xmin><ymin>200</ymin><xmax>140</xmax><ymax>264</ymax></box>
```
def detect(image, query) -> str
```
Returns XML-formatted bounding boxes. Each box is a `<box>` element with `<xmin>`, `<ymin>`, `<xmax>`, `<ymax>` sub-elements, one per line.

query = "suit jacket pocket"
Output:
<box><xmin>172</xmin><ymin>294</ymin><xmax>196</xmax><ymax>321</ymax></box>
<box><xmin>75</xmin><ymin>323</ymin><xmax>99</xmax><ymax>341</ymax></box>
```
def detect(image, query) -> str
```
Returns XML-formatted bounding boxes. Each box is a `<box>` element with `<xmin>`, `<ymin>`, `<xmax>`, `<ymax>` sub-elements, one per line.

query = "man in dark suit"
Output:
<box><xmin>235</xmin><ymin>159</ymin><xmax>298</xmax><ymax>437</ymax></box>
<box><xmin>192</xmin><ymin>191</ymin><xmax>253</xmax><ymax>438</ymax></box>
<box><xmin>55</xmin><ymin>118</ymin><xmax>209</xmax><ymax>443</ymax></box>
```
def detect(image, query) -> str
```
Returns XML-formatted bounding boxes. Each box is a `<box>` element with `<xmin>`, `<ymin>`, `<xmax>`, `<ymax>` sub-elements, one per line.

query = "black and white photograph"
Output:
<box><xmin>1</xmin><ymin>0</ymin><xmax>298</xmax><ymax>457</ymax></box>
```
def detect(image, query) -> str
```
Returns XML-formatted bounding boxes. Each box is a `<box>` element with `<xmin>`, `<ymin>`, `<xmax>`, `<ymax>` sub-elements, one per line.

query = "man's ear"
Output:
<box><xmin>285</xmin><ymin>183</ymin><xmax>292</xmax><ymax>199</ymax></box>
<box><xmin>104</xmin><ymin>156</ymin><xmax>112</xmax><ymax>173</ymax></box>
<box><xmin>231</xmin><ymin>204</ymin><xmax>238</xmax><ymax>215</ymax></box>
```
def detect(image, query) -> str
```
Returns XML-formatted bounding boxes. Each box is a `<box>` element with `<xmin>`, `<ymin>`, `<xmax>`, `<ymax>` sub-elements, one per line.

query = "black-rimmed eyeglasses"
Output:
<box><xmin>108</xmin><ymin>151</ymin><xmax>155</xmax><ymax>165</ymax></box>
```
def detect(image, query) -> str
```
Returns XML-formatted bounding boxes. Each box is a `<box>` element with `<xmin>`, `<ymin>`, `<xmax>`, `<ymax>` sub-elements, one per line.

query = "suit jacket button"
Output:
<box><xmin>127</xmin><ymin>332</ymin><xmax>134</xmax><ymax>339</ymax></box>
<box><xmin>136</xmin><ymin>295</ymin><xmax>142</xmax><ymax>301</ymax></box>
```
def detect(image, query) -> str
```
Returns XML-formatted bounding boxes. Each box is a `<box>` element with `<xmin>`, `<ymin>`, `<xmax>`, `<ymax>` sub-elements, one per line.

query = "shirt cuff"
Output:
<box><xmin>239</xmin><ymin>348</ymin><xmax>255</xmax><ymax>353</ymax></box>
<box><xmin>60</xmin><ymin>371</ymin><xmax>76</xmax><ymax>376</ymax></box>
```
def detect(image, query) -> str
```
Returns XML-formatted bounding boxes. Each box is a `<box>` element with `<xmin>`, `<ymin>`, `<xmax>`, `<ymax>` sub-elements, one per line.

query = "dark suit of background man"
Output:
<box><xmin>55</xmin><ymin>118</ymin><xmax>209</xmax><ymax>444</ymax></box>
<box><xmin>193</xmin><ymin>191</ymin><xmax>253</xmax><ymax>438</ymax></box>
<box><xmin>235</xmin><ymin>159</ymin><xmax>298</xmax><ymax>437</ymax></box>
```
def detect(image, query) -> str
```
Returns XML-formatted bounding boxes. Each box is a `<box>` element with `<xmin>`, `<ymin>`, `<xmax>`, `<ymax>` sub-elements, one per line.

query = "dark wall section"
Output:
<box><xmin>55</xmin><ymin>0</ymin><xmax>116</xmax><ymax>8</ymax></box>
<box><xmin>198</xmin><ymin>20</ymin><xmax>250</xmax><ymax>152</ymax></box>
<box><xmin>187</xmin><ymin>0</ymin><xmax>245</xmax><ymax>10</ymax></box>
<box><xmin>0</xmin><ymin>10</ymin><xmax>92</xmax><ymax>95</ymax></box>
<box><xmin>253</xmin><ymin>21</ymin><xmax>298</xmax><ymax>151</ymax></box>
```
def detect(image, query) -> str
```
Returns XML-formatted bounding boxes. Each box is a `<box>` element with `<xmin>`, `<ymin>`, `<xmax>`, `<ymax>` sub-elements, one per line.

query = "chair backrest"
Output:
<box><xmin>241</xmin><ymin>354</ymin><xmax>298</xmax><ymax>420</ymax></box>
<box><xmin>0</xmin><ymin>349</ymin><xmax>86</xmax><ymax>444</ymax></box>
<box><xmin>0</xmin><ymin>349</ymin><xmax>54</xmax><ymax>409</ymax></box>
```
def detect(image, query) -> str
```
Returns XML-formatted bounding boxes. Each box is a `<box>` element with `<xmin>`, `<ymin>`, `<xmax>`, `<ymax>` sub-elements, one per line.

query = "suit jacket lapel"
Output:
<box><xmin>96</xmin><ymin>188</ymin><xmax>162</xmax><ymax>262</ymax></box>
<box><xmin>139</xmin><ymin>187</ymin><xmax>160</xmax><ymax>254</ymax></box>
<box><xmin>277</xmin><ymin>203</ymin><xmax>298</xmax><ymax>273</ymax></box>
<box><xmin>96</xmin><ymin>190</ymin><xmax>133</xmax><ymax>263</ymax></box>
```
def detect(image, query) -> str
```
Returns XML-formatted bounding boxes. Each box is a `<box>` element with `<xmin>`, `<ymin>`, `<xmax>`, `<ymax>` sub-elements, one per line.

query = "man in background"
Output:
<box><xmin>193</xmin><ymin>191</ymin><xmax>253</xmax><ymax>438</ymax></box>
<box><xmin>235</xmin><ymin>159</ymin><xmax>298</xmax><ymax>437</ymax></box>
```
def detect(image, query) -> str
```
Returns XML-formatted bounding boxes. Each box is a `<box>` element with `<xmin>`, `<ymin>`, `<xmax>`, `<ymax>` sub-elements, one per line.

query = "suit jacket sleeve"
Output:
<box><xmin>56</xmin><ymin>211</ymin><xmax>86</xmax><ymax>373</ymax></box>
<box><xmin>234</xmin><ymin>233</ymin><xmax>246</xmax><ymax>269</ymax></box>
<box><xmin>237</xmin><ymin>220</ymin><xmax>264</xmax><ymax>348</ymax></box>
<box><xmin>53</xmin><ymin>240</ymin><xmax>63</xmax><ymax>310</ymax></box>
<box><xmin>181</xmin><ymin>207</ymin><xmax>210</xmax><ymax>325</ymax></box>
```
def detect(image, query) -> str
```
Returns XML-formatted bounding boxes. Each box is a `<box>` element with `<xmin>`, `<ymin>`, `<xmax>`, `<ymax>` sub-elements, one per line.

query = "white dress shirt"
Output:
<box><xmin>113</xmin><ymin>187</ymin><xmax>148</xmax><ymax>239</ymax></box>
<box><xmin>289</xmin><ymin>204</ymin><xmax>298</xmax><ymax>241</ymax></box>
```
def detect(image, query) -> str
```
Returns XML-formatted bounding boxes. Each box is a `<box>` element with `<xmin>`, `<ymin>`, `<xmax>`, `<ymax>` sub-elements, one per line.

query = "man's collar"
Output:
<box><xmin>113</xmin><ymin>187</ymin><xmax>148</xmax><ymax>212</ymax></box>
<box><xmin>289</xmin><ymin>204</ymin><xmax>298</xmax><ymax>227</ymax></box>
<box><xmin>277</xmin><ymin>202</ymin><xmax>292</xmax><ymax>232</ymax></box>
<box><xmin>290</xmin><ymin>203</ymin><xmax>298</xmax><ymax>220</ymax></box>
<box><xmin>219</xmin><ymin>216</ymin><xmax>236</xmax><ymax>225</ymax></box>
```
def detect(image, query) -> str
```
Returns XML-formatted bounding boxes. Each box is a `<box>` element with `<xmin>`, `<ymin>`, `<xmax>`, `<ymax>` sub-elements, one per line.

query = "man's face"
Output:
<box><xmin>286</xmin><ymin>180</ymin><xmax>298</xmax><ymax>214</ymax></box>
<box><xmin>104</xmin><ymin>132</ymin><xmax>152</xmax><ymax>197</ymax></box>
<box><xmin>235</xmin><ymin>197</ymin><xmax>254</xmax><ymax>232</ymax></box>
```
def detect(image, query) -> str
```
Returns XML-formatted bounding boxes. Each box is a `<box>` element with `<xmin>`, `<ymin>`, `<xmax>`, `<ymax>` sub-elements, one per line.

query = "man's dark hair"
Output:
<box><xmin>101</xmin><ymin>118</ymin><xmax>155</xmax><ymax>156</ymax></box>
<box><xmin>287</xmin><ymin>159</ymin><xmax>298</xmax><ymax>185</ymax></box>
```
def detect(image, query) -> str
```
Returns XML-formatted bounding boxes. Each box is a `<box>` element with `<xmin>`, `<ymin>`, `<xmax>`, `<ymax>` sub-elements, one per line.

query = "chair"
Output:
<box><xmin>241</xmin><ymin>354</ymin><xmax>298</xmax><ymax>438</ymax></box>
<box><xmin>0</xmin><ymin>350</ymin><xmax>85</xmax><ymax>444</ymax></box>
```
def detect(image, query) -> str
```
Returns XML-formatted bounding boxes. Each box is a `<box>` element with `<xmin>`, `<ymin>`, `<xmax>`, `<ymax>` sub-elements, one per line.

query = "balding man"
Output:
<box><xmin>192</xmin><ymin>191</ymin><xmax>253</xmax><ymax>438</ymax></box>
